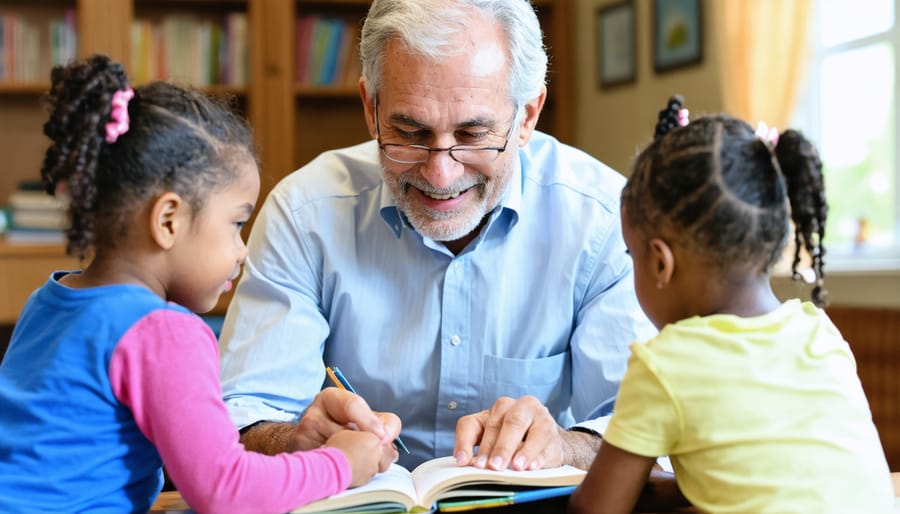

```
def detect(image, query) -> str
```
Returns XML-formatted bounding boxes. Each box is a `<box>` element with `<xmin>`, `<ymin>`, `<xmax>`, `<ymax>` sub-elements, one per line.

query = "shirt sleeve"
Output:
<box><xmin>108</xmin><ymin>309</ymin><xmax>351</xmax><ymax>514</ymax></box>
<box><xmin>602</xmin><ymin>342</ymin><xmax>681</xmax><ymax>458</ymax></box>
<box><xmin>569</xmin><ymin>214</ymin><xmax>657</xmax><ymax>422</ymax></box>
<box><xmin>218</xmin><ymin>186</ymin><xmax>331</xmax><ymax>429</ymax></box>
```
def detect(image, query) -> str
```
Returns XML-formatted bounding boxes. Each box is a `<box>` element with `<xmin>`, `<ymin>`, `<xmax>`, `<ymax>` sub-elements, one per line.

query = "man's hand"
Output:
<box><xmin>454</xmin><ymin>395</ymin><xmax>565</xmax><ymax>471</ymax></box>
<box><xmin>295</xmin><ymin>387</ymin><xmax>401</xmax><ymax>471</ymax></box>
<box><xmin>239</xmin><ymin>388</ymin><xmax>402</xmax><ymax>471</ymax></box>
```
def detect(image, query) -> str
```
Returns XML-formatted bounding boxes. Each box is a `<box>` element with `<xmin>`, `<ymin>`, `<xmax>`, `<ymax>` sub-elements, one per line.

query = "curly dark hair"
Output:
<box><xmin>40</xmin><ymin>54</ymin><xmax>257</xmax><ymax>259</ymax></box>
<box><xmin>622</xmin><ymin>95</ymin><xmax>829</xmax><ymax>307</ymax></box>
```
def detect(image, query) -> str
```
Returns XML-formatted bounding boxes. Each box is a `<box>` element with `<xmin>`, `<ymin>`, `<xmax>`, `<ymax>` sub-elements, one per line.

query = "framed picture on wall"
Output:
<box><xmin>596</xmin><ymin>1</ymin><xmax>636</xmax><ymax>88</ymax></box>
<box><xmin>653</xmin><ymin>0</ymin><xmax>703</xmax><ymax>72</ymax></box>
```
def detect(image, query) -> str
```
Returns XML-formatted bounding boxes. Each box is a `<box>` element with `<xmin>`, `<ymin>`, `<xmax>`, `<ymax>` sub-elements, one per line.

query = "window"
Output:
<box><xmin>794</xmin><ymin>0</ymin><xmax>899</xmax><ymax>265</ymax></box>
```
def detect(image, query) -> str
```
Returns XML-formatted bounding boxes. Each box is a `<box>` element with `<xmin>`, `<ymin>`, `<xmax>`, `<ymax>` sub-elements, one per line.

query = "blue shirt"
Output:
<box><xmin>219</xmin><ymin>131</ymin><xmax>655</xmax><ymax>468</ymax></box>
<box><xmin>0</xmin><ymin>277</ymin><xmax>170</xmax><ymax>513</ymax></box>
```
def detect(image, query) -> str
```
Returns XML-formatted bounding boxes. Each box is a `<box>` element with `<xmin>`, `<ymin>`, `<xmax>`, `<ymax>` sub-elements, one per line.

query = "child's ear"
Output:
<box><xmin>149</xmin><ymin>192</ymin><xmax>184</xmax><ymax>250</ymax></box>
<box><xmin>648</xmin><ymin>237</ymin><xmax>675</xmax><ymax>288</ymax></box>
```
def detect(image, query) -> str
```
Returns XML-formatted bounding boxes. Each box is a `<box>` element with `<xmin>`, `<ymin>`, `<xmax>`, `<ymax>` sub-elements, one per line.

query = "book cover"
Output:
<box><xmin>295</xmin><ymin>14</ymin><xmax>318</xmax><ymax>85</ymax></box>
<box><xmin>4</xmin><ymin>227</ymin><xmax>65</xmax><ymax>245</ymax></box>
<box><xmin>318</xmin><ymin>18</ymin><xmax>345</xmax><ymax>86</ymax></box>
<box><xmin>10</xmin><ymin>208</ymin><xmax>66</xmax><ymax>230</ymax></box>
<box><xmin>8</xmin><ymin>189</ymin><xmax>66</xmax><ymax>211</ymax></box>
<box><xmin>290</xmin><ymin>456</ymin><xmax>585</xmax><ymax>514</ymax></box>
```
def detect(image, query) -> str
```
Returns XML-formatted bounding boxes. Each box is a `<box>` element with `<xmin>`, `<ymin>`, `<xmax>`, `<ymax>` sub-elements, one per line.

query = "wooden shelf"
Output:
<box><xmin>295</xmin><ymin>85</ymin><xmax>358</xmax><ymax>98</ymax></box>
<box><xmin>0</xmin><ymin>240</ymin><xmax>67</xmax><ymax>257</ymax></box>
<box><xmin>0</xmin><ymin>83</ymin><xmax>50</xmax><ymax>94</ymax></box>
<box><xmin>0</xmin><ymin>240</ymin><xmax>81</xmax><ymax>324</ymax></box>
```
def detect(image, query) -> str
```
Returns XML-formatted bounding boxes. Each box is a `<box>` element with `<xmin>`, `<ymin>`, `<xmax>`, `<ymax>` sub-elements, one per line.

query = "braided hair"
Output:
<box><xmin>40</xmin><ymin>54</ymin><xmax>257</xmax><ymax>259</ymax></box>
<box><xmin>622</xmin><ymin>95</ymin><xmax>829</xmax><ymax>307</ymax></box>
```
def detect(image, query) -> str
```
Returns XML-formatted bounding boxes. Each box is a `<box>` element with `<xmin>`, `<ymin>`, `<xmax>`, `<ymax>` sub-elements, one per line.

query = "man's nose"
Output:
<box><xmin>418</xmin><ymin>148</ymin><xmax>465</xmax><ymax>190</ymax></box>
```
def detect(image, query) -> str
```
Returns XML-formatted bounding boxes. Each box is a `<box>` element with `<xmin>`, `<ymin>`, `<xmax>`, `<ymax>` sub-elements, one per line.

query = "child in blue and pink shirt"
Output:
<box><xmin>0</xmin><ymin>54</ymin><xmax>400</xmax><ymax>514</ymax></box>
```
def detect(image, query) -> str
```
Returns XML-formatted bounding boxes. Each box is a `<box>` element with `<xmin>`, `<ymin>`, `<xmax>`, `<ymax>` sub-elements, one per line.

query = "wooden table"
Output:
<box><xmin>151</xmin><ymin>473</ymin><xmax>900</xmax><ymax>513</ymax></box>
<box><xmin>149</xmin><ymin>490</ymin><xmax>693</xmax><ymax>514</ymax></box>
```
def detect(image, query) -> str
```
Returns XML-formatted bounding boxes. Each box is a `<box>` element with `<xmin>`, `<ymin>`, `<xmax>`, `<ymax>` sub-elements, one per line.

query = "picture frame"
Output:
<box><xmin>653</xmin><ymin>0</ymin><xmax>703</xmax><ymax>73</ymax></box>
<box><xmin>596</xmin><ymin>1</ymin><xmax>636</xmax><ymax>88</ymax></box>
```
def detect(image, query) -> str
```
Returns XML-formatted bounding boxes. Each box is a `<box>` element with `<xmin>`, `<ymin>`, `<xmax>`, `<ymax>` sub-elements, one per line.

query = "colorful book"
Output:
<box><xmin>295</xmin><ymin>14</ymin><xmax>318</xmax><ymax>84</ymax></box>
<box><xmin>289</xmin><ymin>456</ymin><xmax>585</xmax><ymax>513</ymax></box>
<box><xmin>317</xmin><ymin>18</ymin><xmax>345</xmax><ymax>85</ymax></box>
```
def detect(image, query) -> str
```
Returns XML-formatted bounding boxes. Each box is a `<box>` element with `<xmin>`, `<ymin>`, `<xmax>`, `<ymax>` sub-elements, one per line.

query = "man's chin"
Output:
<box><xmin>409</xmin><ymin>215</ymin><xmax>475</xmax><ymax>241</ymax></box>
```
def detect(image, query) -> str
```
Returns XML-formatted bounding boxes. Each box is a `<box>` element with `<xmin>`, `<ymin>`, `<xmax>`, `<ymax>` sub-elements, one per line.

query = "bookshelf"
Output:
<box><xmin>0</xmin><ymin>241</ymin><xmax>81</xmax><ymax>324</ymax></box>
<box><xmin>0</xmin><ymin>0</ymin><xmax>573</xmax><ymax>323</ymax></box>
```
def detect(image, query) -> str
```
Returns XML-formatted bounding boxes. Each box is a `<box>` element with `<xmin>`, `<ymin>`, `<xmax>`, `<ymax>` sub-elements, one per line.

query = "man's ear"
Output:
<box><xmin>360</xmin><ymin>77</ymin><xmax>377</xmax><ymax>139</ymax></box>
<box><xmin>516</xmin><ymin>85</ymin><xmax>547</xmax><ymax>146</ymax></box>
<box><xmin>149</xmin><ymin>192</ymin><xmax>184</xmax><ymax>250</ymax></box>
<box><xmin>648</xmin><ymin>237</ymin><xmax>675</xmax><ymax>288</ymax></box>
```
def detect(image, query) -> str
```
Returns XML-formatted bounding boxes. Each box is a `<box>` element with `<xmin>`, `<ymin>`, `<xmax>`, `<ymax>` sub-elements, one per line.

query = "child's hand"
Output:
<box><xmin>324</xmin><ymin>429</ymin><xmax>386</xmax><ymax>487</ymax></box>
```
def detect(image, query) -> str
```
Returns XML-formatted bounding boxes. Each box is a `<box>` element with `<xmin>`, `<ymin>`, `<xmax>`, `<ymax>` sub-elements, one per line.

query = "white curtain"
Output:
<box><xmin>712</xmin><ymin>0</ymin><xmax>815</xmax><ymax>129</ymax></box>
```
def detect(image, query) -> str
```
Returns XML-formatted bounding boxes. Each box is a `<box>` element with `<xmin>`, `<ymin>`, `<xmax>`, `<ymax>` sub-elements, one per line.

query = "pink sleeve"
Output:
<box><xmin>108</xmin><ymin>309</ymin><xmax>351</xmax><ymax>514</ymax></box>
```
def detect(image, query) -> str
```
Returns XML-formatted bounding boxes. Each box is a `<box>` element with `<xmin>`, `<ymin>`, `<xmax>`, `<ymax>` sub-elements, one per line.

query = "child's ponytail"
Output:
<box><xmin>774</xmin><ymin>130</ymin><xmax>829</xmax><ymax>307</ymax></box>
<box><xmin>40</xmin><ymin>54</ymin><xmax>130</xmax><ymax>259</ymax></box>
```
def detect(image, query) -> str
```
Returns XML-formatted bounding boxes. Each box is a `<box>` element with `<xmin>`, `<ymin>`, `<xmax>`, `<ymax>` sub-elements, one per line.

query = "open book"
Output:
<box><xmin>290</xmin><ymin>456</ymin><xmax>586</xmax><ymax>513</ymax></box>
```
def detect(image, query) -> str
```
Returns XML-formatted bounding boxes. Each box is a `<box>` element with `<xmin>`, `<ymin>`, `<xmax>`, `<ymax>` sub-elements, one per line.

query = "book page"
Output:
<box><xmin>410</xmin><ymin>456</ymin><xmax>586</xmax><ymax>508</ymax></box>
<box><xmin>290</xmin><ymin>463</ymin><xmax>418</xmax><ymax>513</ymax></box>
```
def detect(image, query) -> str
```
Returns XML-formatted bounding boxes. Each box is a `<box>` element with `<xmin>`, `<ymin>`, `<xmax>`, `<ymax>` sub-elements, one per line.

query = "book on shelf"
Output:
<box><xmin>10</xmin><ymin>208</ymin><xmax>66</xmax><ymax>230</ymax></box>
<box><xmin>130</xmin><ymin>12</ymin><xmax>245</xmax><ymax>87</ymax></box>
<box><xmin>0</xmin><ymin>9</ymin><xmax>76</xmax><ymax>83</ymax></box>
<box><xmin>290</xmin><ymin>456</ymin><xmax>585</xmax><ymax>514</ymax></box>
<box><xmin>4</xmin><ymin>181</ymin><xmax>67</xmax><ymax>243</ymax></box>
<box><xmin>8</xmin><ymin>187</ymin><xmax>66</xmax><ymax>211</ymax></box>
<box><xmin>3</xmin><ymin>227</ymin><xmax>65</xmax><ymax>245</ymax></box>
<box><xmin>295</xmin><ymin>15</ymin><xmax>359</xmax><ymax>88</ymax></box>
<box><xmin>295</xmin><ymin>14</ymin><xmax>317</xmax><ymax>85</ymax></box>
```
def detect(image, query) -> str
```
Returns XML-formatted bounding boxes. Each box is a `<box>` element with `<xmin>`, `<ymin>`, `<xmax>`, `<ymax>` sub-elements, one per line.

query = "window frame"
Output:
<box><xmin>794</xmin><ymin>0</ymin><xmax>900</xmax><ymax>270</ymax></box>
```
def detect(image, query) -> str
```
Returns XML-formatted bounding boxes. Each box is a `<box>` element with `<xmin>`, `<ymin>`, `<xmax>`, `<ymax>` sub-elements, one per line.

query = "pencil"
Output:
<box><xmin>326</xmin><ymin>366</ymin><xmax>411</xmax><ymax>454</ymax></box>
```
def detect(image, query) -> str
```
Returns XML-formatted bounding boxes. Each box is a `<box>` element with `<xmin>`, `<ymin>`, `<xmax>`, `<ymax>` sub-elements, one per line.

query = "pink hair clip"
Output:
<box><xmin>105</xmin><ymin>87</ymin><xmax>134</xmax><ymax>144</ymax></box>
<box><xmin>678</xmin><ymin>108</ymin><xmax>690</xmax><ymax>127</ymax></box>
<box><xmin>755</xmin><ymin>121</ymin><xmax>779</xmax><ymax>146</ymax></box>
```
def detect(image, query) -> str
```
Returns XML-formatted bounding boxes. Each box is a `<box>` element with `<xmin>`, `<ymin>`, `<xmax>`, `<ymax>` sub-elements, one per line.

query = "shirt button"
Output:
<box><xmin>450</xmin><ymin>335</ymin><xmax>461</xmax><ymax>346</ymax></box>
<box><xmin>448</xmin><ymin>401</ymin><xmax>458</xmax><ymax>410</ymax></box>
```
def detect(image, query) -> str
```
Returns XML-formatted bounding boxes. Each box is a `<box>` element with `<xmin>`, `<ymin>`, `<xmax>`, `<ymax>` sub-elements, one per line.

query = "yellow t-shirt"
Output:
<box><xmin>604</xmin><ymin>299</ymin><xmax>894</xmax><ymax>513</ymax></box>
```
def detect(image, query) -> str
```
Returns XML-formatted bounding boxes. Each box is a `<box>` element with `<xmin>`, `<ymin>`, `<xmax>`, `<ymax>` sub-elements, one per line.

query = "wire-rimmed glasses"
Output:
<box><xmin>374</xmin><ymin>100</ymin><xmax>515</xmax><ymax>165</ymax></box>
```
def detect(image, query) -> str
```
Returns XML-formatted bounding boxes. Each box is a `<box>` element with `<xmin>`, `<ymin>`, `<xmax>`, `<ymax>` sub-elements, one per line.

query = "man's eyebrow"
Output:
<box><xmin>238</xmin><ymin>202</ymin><xmax>255</xmax><ymax>215</ymax></box>
<box><xmin>389</xmin><ymin>113</ymin><xmax>497</xmax><ymax>130</ymax></box>
<box><xmin>389</xmin><ymin>114</ymin><xmax>429</xmax><ymax>129</ymax></box>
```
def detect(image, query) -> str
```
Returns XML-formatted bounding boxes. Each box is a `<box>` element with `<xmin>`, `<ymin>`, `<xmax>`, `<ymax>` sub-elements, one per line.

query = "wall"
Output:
<box><xmin>572</xmin><ymin>0</ymin><xmax>721</xmax><ymax>176</ymax></box>
<box><xmin>571</xmin><ymin>0</ymin><xmax>900</xmax><ymax>308</ymax></box>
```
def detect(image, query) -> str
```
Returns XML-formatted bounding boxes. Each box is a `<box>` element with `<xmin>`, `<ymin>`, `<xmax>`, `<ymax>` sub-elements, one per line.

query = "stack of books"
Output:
<box><xmin>4</xmin><ymin>181</ymin><xmax>67</xmax><ymax>244</ymax></box>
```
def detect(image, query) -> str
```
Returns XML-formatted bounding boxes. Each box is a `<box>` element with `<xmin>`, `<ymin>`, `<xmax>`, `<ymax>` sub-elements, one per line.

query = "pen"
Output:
<box><xmin>325</xmin><ymin>366</ymin><xmax>411</xmax><ymax>454</ymax></box>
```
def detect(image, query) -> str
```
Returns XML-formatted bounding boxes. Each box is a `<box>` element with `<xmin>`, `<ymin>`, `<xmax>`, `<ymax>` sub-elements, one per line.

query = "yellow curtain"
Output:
<box><xmin>712</xmin><ymin>0</ymin><xmax>815</xmax><ymax>129</ymax></box>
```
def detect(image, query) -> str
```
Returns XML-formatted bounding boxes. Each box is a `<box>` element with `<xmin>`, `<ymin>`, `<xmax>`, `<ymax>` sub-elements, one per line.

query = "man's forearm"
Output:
<box><xmin>239</xmin><ymin>421</ymin><xmax>299</xmax><ymax>456</ymax></box>
<box><xmin>561</xmin><ymin>429</ymin><xmax>604</xmax><ymax>470</ymax></box>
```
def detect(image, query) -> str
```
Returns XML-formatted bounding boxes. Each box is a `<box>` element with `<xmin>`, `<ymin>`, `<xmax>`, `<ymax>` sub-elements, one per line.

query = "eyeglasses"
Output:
<box><xmin>374</xmin><ymin>100</ymin><xmax>515</xmax><ymax>165</ymax></box>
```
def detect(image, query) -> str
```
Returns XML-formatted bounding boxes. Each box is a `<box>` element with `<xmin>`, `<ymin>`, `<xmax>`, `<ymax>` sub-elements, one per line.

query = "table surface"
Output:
<box><xmin>149</xmin><ymin>491</ymin><xmax>696</xmax><ymax>513</ymax></box>
<box><xmin>151</xmin><ymin>483</ymin><xmax>900</xmax><ymax>514</ymax></box>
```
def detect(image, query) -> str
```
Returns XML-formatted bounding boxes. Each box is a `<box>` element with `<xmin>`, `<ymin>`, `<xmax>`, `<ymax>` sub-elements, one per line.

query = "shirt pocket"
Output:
<box><xmin>481</xmin><ymin>350</ymin><xmax>571</xmax><ymax>416</ymax></box>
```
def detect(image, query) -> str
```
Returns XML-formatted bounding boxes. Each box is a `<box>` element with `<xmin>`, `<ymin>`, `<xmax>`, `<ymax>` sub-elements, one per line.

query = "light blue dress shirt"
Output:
<box><xmin>219</xmin><ymin>131</ymin><xmax>655</xmax><ymax>468</ymax></box>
